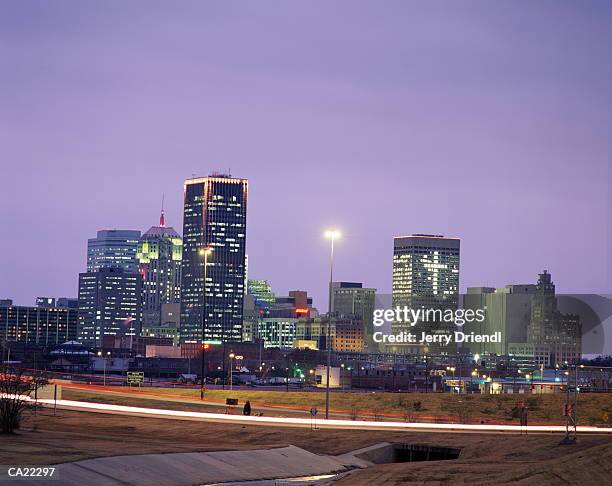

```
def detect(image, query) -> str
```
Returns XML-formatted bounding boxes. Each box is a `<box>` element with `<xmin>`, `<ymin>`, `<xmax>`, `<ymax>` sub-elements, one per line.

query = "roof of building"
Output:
<box><xmin>142</xmin><ymin>225</ymin><xmax>181</xmax><ymax>239</ymax></box>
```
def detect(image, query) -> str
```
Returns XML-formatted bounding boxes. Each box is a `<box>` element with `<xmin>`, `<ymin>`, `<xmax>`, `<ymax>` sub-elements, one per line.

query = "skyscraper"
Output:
<box><xmin>137</xmin><ymin>209</ymin><xmax>183</xmax><ymax>327</ymax></box>
<box><xmin>331</xmin><ymin>282</ymin><xmax>376</xmax><ymax>350</ymax></box>
<box><xmin>392</xmin><ymin>234</ymin><xmax>460</xmax><ymax>353</ymax></box>
<box><xmin>77</xmin><ymin>267</ymin><xmax>142</xmax><ymax>347</ymax></box>
<box><xmin>87</xmin><ymin>229</ymin><xmax>141</xmax><ymax>272</ymax></box>
<box><xmin>180</xmin><ymin>174</ymin><xmax>248</xmax><ymax>343</ymax></box>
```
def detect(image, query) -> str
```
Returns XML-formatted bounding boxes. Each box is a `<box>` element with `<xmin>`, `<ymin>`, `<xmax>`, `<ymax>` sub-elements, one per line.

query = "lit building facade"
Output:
<box><xmin>0</xmin><ymin>304</ymin><xmax>78</xmax><ymax>345</ymax></box>
<box><xmin>331</xmin><ymin>282</ymin><xmax>375</xmax><ymax>350</ymax></box>
<box><xmin>257</xmin><ymin>317</ymin><xmax>298</xmax><ymax>348</ymax></box>
<box><xmin>137</xmin><ymin>211</ymin><xmax>182</xmax><ymax>327</ymax></box>
<box><xmin>247</xmin><ymin>279</ymin><xmax>276</xmax><ymax>308</ymax></box>
<box><xmin>87</xmin><ymin>229</ymin><xmax>141</xmax><ymax>272</ymax></box>
<box><xmin>180</xmin><ymin>174</ymin><xmax>248</xmax><ymax>343</ymax></box>
<box><xmin>77</xmin><ymin>267</ymin><xmax>142</xmax><ymax>347</ymax></box>
<box><xmin>333</xmin><ymin>319</ymin><xmax>365</xmax><ymax>352</ymax></box>
<box><xmin>392</xmin><ymin>234</ymin><xmax>460</xmax><ymax>353</ymax></box>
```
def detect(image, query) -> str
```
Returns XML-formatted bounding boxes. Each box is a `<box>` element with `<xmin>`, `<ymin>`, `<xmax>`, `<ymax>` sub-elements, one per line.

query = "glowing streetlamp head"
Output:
<box><xmin>324</xmin><ymin>229</ymin><xmax>341</xmax><ymax>240</ymax></box>
<box><xmin>199</xmin><ymin>247</ymin><xmax>213</xmax><ymax>257</ymax></box>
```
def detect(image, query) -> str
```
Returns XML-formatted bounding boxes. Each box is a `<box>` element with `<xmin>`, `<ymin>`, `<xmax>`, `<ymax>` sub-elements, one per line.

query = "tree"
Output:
<box><xmin>0</xmin><ymin>366</ymin><xmax>48</xmax><ymax>434</ymax></box>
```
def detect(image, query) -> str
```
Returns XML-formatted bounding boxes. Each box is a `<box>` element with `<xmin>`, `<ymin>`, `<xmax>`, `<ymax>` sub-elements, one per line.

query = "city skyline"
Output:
<box><xmin>1</xmin><ymin>1</ymin><xmax>610</xmax><ymax>310</ymax></box>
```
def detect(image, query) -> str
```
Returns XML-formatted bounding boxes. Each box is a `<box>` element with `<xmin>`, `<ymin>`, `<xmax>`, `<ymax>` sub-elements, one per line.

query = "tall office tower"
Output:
<box><xmin>77</xmin><ymin>267</ymin><xmax>142</xmax><ymax>347</ymax></box>
<box><xmin>137</xmin><ymin>210</ymin><xmax>183</xmax><ymax>327</ymax></box>
<box><xmin>392</xmin><ymin>234</ymin><xmax>460</xmax><ymax>353</ymax></box>
<box><xmin>180</xmin><ymin>174</ymin><xmax>248</xmax><ymax>343</ymax></box>
<box><xmin>87</xmin><ymin>229</ymin><xmax>141</xmax><ymax>272</ymax></box>
<box><xmin>331</xmin><ymin>282</ymin><xmax>376</xmax><ymax>350</ymax></box>
<box><xmin>463</xmin><ymin>285</ymin><xmax>536</xmax><ymax>356</ymax></box>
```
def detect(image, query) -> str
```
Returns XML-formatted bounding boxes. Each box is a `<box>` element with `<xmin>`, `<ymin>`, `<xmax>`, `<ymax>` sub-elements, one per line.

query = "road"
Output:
<box><xmin>35</xmin><ymin>397</ymin><xmax>612</xmax><ymax>435</ymax></box>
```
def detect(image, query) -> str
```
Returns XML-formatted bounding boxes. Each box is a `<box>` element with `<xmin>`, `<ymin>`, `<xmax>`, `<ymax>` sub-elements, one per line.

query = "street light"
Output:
<box><xmin>97</xmin><ymin>351</ymin><xmax>111</xmax><ymax>386</ymax></box>
<box><xmin>229</xmin><ymin>353</ymin><xmax>235</xmax><ymax>390</ymax></box>
<box><xmin>324</xmin><ymin>228</ymin><xmax>341</xmax><ymax>419</ymax></box>
<box><xmin>199</xmin><ymin>246</ymin><xmax>213</xmax><ymax>400</ymax></box>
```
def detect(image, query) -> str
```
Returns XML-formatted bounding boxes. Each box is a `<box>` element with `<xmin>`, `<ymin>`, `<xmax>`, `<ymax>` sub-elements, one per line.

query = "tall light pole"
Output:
<box><xmin>324</xmin><ymin>229</ymin><xmax>340</xmax><ymax>419</ymax></box>
<box><xmin>229</xmin><ymin>353</ymin><xmax>235</xmax><ymax>390</ymax></box>
<box><xmin>199</xmin><ymin>247</ymin><xmax>213</xmax><ymax>400</ymax></box>
<box><xmin>98</xmin><ymin>351</ymin><xmax>110</xmax><ymax>386</ymax></box>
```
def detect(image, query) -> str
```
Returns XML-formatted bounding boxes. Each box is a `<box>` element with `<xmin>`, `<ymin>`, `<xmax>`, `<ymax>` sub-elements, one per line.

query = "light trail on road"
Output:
<box><xmin>35</xmin><ymin>398</ymin><xmax>612</xmax><ymax>435</ymax></box>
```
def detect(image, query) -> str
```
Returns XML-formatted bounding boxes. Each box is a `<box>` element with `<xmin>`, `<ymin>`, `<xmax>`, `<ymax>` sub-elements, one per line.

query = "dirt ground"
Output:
<box><xmin>338</xmin><ymin>440</ymin><xmax>612</xmax><ymax>485</ymax></box>
<box><xmin>0</xmin><ymin>408</ymin><xmax>611</xmax><ymax>485</ymax></box>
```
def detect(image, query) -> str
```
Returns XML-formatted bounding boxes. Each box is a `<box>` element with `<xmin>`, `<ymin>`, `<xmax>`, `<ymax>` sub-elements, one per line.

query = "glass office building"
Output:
<box><xmin>180</xmin><ymin>174</ymin><xmax>248</xmax><ymax>343</ymax></box>
<box><xmin>0</xmin><ymin>304</ymin><xmax>78</xmax><ymax>345</ymax></box>
<box><xmin>137</xmin><ymin>211</ymin><xmax>183</xmax><ymax>327</ymax></box>
<box><xmin>331</xmin><ymin>282</ymin><xmax>376</xmax><ymax>350</ymax></box>
<box><xmin>392</xmin><ymin>234</ymin><xmax>460</xmax><ymax>352</ymax></box>
<box><xmin>87</xmin><ymin>229</ymin><xmax>141</xmax><ymax>272</ymax></box>
<box><xmin>77</xmin><ymin>267</ymin><xmax>142</xmax><ymax>346</ymax></box>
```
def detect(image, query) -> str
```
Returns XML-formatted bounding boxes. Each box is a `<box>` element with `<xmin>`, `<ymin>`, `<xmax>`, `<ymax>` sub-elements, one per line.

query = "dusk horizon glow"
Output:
<box><xmin>1</xmin><ymin>1</ymin><xmax>610</xmax><ymax>309</ymax></box>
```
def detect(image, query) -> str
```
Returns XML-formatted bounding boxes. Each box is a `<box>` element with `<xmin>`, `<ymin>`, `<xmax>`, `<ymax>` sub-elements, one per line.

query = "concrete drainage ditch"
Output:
<box><xmin>349</xmin><ymin>442</ymin><xmax>462</xmax><ymax>464</ymax></box>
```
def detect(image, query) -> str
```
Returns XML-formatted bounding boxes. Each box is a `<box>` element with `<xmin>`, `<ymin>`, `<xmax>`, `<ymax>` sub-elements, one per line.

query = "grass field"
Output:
<box><xmin>61</xmin><ymin>384</ymin><xmax>612</xmax><ymax>425</ymax></box>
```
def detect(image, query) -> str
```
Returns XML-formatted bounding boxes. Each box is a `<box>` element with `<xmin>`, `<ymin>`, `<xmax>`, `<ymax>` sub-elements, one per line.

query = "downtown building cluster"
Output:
<box><xmin>1</xmin><ymin>174</ymin><xmax>582</xmax><ymax>379</ymax></box>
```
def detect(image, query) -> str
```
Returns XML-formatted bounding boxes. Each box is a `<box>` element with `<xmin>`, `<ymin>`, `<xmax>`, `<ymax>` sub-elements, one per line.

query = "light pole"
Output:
<box><xmin>229</xmin><ymin>353</ymin><xmax>235</xmax><ymax>390</ymax></box>
<box><xmin>98</xmin><ymin>351</ymin><xmax>110</xmax><ymax>386</ymax></box>
<box><xmin>324</xmin><ymin>229</ymin><xmax>340</xmax><ymax>419</ymax></box>
<box><xmin>199</xmin><ymin>247</ymin><xmax>213</xmax><ymax>400</ymax></box>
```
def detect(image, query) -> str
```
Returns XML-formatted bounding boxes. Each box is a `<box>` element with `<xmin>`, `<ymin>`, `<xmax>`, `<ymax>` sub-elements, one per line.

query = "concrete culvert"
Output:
<box><xmin>356</xmin><ymin>443</ymin><xmax>461</xmax><ymax>464</ymax></box>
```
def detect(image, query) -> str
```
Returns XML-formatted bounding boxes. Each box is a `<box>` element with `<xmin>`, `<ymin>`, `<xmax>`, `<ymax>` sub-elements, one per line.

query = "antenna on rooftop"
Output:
<box><xmin>159</xmin><ymin>194</ymin><xmax>166</xmax><ymax>227</ymax></box>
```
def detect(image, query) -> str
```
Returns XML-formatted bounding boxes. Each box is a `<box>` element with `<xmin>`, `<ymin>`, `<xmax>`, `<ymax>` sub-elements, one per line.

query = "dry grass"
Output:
<box><xmin>62</xmin><ymin>384</ymin><xmax>612</xmax><ymax>425</ymax></box>
<box><xmin>0</xmin><ymin>408</ymin><xmax>610</xmax><ymax>485</ymax></box>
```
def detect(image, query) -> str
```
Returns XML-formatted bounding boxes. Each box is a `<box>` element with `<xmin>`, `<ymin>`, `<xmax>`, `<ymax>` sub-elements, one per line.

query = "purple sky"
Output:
<box><xmin>1</xmin><ymin>1</ymin><xmax>610</xmax><ymax>310</ymax></box>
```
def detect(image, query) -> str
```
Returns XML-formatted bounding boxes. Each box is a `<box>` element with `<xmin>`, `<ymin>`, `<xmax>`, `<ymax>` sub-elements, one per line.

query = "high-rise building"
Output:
<box><xmin>525</xmin><ymin>270</ymin><xmax>581</xmax><ymax>366</ymax></box>
<box><xmin>77</xmin><ymin>267</ymin><xmax>142</xmax><ymax>347</ymax></box>
<box><xmin>463</xmin><ymin>285</ymin><xmax>536</xmax><ymax>355</ymax></box>
<box><xmin>180</xmin><ymin>174</ymin><xmax>248</xmax><ymax>343</ymax></box>
<box><xmin>528</xmin><ymin>270</ymin><xmax>557</xmax><ymax>344</ymax></box>
<box><xmin>137</xmin><ymin>210</ymin><xmax>183</xmax><ymax>327</ymax></box>
<box><xmin>392</xmin><ymin>234</ymin><xmax>460</xmax><ymax>353</ymax></box>
<box><xmin>0</xmin><ymin>303</ymin><xmax>78</xmax><ymax>345</ymax></box>
<box><xmin>331</xmin><ymin>282</ymin><xmax>375</xmax><ymax>349</ymax></box>
<box><xmin>87</xmin><ymin>229</ymin><xmax>141</xmax><ymax>272</ymax></box>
